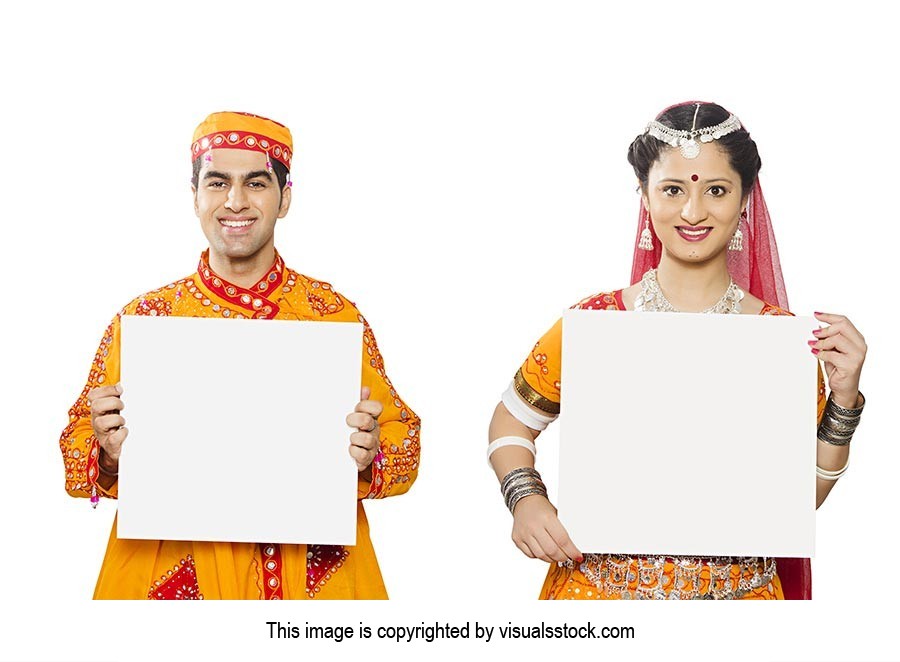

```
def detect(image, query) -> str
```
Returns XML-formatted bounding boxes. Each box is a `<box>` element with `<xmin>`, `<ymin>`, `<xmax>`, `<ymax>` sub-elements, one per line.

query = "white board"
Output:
<box><xmin>558</xmin><ymin>309</ymin><xmax>817</xmax><ymax>557</ymax></box>
<box><xmin>117</xmin><ymin>315</ymin><xmax>362</xmax><ymax>545</ymax></box>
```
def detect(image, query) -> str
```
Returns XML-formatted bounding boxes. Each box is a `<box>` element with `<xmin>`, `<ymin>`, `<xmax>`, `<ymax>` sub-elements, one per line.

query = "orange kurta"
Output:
<box><xmin>510</xmin><ymin>289</ymin><xmax>825</xmax><ymax>600</ymax></box>
<box><xmin>60</xmin><ymin>250</ymin><xmax>420</xmax><ymax>599</ymax></box>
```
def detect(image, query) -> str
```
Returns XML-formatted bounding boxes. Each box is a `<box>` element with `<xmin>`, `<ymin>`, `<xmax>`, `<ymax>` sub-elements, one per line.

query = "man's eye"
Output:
<box><xmin>247</xmin><ymin>181</ymin><xmax>266</xmax><ymax>189</ymax></box>
<box><xmin>207</xmin><ymin>181</ymin><xmax>227</xmax><ymax>189</ymax></box>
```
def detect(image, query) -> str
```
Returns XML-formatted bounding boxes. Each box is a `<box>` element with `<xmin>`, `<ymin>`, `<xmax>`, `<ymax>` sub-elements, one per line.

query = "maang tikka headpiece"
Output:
<box><xmin>645</xmin><ymin>103</ymin><xmax>742</xmax><ymax>159</ymax></box>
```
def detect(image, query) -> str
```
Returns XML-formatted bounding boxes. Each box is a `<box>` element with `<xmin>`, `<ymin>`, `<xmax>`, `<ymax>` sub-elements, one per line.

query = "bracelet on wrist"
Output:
<box><xmin>817</xmin><ymin>390</ymin><xmax>865</xmax><ymax>446</ymax></box>
<box><xmin>500</xmin><ymin>467</ymin><xmax>547</xmax><ymax>515</ymax></box>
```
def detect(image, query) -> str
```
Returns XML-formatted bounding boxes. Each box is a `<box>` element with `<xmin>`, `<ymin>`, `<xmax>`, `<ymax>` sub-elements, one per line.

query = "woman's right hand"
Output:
<box><xmin>512</xmin><ymin>494</ymin><xmax>583</xmax><ymax>563</ymax></box>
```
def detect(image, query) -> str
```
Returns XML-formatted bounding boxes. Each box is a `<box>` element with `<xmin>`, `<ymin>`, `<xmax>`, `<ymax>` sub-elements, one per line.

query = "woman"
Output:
<box><xmin>487</xmin><ymin>101</ymin><xmax>867</xmax><ymax>600</ymax></box>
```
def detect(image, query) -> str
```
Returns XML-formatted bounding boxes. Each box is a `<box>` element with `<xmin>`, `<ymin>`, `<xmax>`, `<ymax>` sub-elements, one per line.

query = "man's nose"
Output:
<box><xmin>225</xmin><ymin>185</ymin><xmax>248</xmax><ymax>211</ymax></box>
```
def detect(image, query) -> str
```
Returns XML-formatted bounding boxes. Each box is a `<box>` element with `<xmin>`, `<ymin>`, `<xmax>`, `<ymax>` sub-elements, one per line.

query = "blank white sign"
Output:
<box><xmin>117</xmin><ymin>315</ymin><xmax>362</xmax><ymax>545</ymax></box>
<box><xmin>558</xmin><ymin>309</ymin><xmax>817</xmax><ymax>557</ymax></box>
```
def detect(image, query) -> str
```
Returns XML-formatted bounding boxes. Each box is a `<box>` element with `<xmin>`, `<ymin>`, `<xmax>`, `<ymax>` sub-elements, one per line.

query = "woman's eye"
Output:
<box><xmin>708</xmin><ymin>185</ymin><xmax>726</xmax><ymax>196</ymax></box>
<box><xmin>663</xmin><ymin>186</ymin><xmax>681</xmax><ymax>196</ymax></box>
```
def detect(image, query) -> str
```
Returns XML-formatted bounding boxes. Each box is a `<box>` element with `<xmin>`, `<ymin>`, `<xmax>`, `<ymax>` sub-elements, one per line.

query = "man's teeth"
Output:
<box><xmin>680</xmin><ymin>228</ymin><xmax>710</xmax><ymax>236</ymax></box>
<box><xmin>221</xmin><ymin>219</ymin><xmax>254</xmax><ymax>227</ymax></box>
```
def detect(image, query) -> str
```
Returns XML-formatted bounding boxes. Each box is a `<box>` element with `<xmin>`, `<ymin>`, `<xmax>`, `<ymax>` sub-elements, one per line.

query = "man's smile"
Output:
<box><xmin>218</xmin><ymin>215</ymin><xmax>256</xmax><ymax>229</ymax></box>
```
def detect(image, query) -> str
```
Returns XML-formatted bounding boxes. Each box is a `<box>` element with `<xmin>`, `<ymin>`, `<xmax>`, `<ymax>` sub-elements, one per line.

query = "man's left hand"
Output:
<box><xmin>346</xmin><ymin>386</ymin><xmax>383</xmax><ymax>472</ymax></box>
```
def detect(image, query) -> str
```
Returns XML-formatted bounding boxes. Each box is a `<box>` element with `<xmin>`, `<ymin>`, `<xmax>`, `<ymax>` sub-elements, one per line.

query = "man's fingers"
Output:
<box><xmin>109</xmin><ymin>427</ymin><xmax>128</xmax><ymax>445</ymax></box>
<box><xmin>354</xmin><ymin>398</ymin><xmax>383</xmax><ymax>418</ymax></box>
<box><xmin>91</xmin><ymin>396</ymin><xmax>124</xmax><ymax>416</ymax></box>
<box><xmin>348</xmin><ymin>444</ymin><xmax>375</xmax><ymax>469</ymax></box>
<box><xmin>88</xmin><ymin>384</ymin><xmax>121</xmax><ymax>399</ymax></box>
<box><xmin>349</xmin><ymin>431</ymin><xmax>378</xmax><ymax>450</ymax></box>
<box><xmin>100</xmin><ymin>427</ymin><xmax>129</xmax><ymax>461</ymax></box>
<box><xmin>346</xmin><ymin>412</ymin><xmax>378</xmax><ymax>431</ymax></box>
<box><xmin>95</xmin><ymin>414</ymin><xmax>126</xmax><ymax>433</ymax></box>
<box><xmin>88</xmin><ymin>383</ymin><xmax>123</xmax><ymax>400</ymax></box>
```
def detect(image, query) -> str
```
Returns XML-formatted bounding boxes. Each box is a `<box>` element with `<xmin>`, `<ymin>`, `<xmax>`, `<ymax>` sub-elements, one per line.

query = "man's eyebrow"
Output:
<box><xmin>202</xmin><ymin>170</ymin><xmax>274</xmax><ymax>182</ymax></box>
<box><xmin>243</xmin><ymin>170</ymin><xmax>274</xmax><ymax>182</ymax></box>
<box><xmin>202</xmin><ymin>170</ymin><xmax>232</xmax><ymax>181</ymax></box>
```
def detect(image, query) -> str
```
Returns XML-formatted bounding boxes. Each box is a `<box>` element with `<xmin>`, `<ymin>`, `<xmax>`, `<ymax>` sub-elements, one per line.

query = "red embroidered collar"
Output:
<box><xmin>196</xmin><ymin>250</ymin><xmax>285</xmax><ymax>319</ymax></box>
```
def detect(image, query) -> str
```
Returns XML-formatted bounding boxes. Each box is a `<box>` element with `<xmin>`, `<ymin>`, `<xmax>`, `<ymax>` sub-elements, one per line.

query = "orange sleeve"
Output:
<box><xmin>513</xmin><ymin>317</ymin><xmax>563</xmax><ymax>415</ymax></box>
<box><xmin>59</xmin><ymin>315</ymin><xmax>122</xmax><ymax>500</ymax></box>
<box><xmin>356</xmin><ymin>315</ymin><xmax>420</xmax><ymax>500</ymax></box>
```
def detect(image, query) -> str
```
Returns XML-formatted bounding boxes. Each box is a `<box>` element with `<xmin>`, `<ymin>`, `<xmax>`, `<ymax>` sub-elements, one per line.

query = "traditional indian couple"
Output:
<box><xmin>60</xmin><ymin>103</ymin><xmax>866</xmax><ymax>600</ymax></box>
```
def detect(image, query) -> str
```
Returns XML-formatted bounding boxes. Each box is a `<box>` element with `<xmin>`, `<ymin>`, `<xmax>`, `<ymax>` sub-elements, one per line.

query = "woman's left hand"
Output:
<box><xmin>810</xmin><ymin>312</ymin><xmax>867</xmax><ymax>407</ymax></box>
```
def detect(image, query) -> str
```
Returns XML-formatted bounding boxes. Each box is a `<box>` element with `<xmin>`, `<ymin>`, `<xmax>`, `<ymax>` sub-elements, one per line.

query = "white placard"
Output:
<box><xmin>117</xmin><ymin>315</ymin><xmax>363</xmax><ymax>545</ymax></box>
<box><xmin>559</xmin><ymin>309</ymin><xmax>817</xmax><ymax>557</ymax></box>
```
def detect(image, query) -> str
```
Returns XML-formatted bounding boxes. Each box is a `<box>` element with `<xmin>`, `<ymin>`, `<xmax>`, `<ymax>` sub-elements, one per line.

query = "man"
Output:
<box><xmin>59</xmin><ymin>111</ymin><xmax>420</xmax><ymax>599</ymax></box>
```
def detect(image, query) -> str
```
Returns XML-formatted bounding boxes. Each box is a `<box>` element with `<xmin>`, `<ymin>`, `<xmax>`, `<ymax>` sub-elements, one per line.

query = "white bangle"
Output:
<box><xmin>501</xmin><ymin>384</ymin><xmax>556</xmax><ymax>431</ymax></box>
<box><xmin>487</xmin><ymin>436</ymin><xmax>537</xmax><ymax>466</ymax></box>
<box><xmin>816</xmin><ymin>458</ymin><xmax>849</xmax><ymax>481</ymax></box>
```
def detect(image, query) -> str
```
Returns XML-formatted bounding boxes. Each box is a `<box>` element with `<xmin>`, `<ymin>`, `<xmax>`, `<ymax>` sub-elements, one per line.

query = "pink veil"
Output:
<box><xmin>627</xmin><ymin>107</ymin><xmax>810</xmax><ymax>599</ymax></box>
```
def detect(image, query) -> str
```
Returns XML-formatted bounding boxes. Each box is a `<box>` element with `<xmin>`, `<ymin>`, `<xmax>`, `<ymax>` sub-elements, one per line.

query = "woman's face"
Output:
<box><xmin>642</xmin><ymin>145</ymin><xmax>747</xmax><ymax>265</ymax></box>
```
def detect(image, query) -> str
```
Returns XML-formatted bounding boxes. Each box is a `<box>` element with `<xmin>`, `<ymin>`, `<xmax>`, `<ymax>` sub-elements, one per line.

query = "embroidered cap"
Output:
<box><xmin>191</xmin><ymin>111</ymin><xmax>293</xmax><ymax>170</ymax></box>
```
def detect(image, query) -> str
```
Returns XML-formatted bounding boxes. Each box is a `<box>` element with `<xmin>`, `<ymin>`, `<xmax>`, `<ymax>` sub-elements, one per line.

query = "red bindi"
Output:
<box><xmin>691</xmin><ymin>174</ymin><xmax>699</xmax><ymax>182</ymax></box>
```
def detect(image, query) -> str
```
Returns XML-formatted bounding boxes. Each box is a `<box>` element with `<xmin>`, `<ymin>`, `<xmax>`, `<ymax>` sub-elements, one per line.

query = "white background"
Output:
<box><xmin>1</xmin><ymin>1</ymin><xmax>896</xmax><ymax>660</ymax></box>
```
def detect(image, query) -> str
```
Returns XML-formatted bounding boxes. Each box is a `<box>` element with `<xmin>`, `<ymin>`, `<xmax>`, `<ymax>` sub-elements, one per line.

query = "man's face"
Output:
<box><xmin>193</xmin><ymin>148</ymin><xmax>291</xmax><ymax>266</ymax></box>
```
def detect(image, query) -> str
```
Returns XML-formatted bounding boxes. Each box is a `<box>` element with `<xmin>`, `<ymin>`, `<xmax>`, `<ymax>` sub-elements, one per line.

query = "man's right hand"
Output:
<box><xmin>88</xmin><ymin>383</ymin><xmax>127</xmax><ymax>473</ymax></box>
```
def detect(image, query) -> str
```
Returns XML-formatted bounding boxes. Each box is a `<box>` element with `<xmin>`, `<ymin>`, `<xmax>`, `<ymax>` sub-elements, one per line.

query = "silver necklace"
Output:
<box><xmin>633</xmin><ymin>268</ymin><xmax>743</xmax><ymax>314</ymax></box>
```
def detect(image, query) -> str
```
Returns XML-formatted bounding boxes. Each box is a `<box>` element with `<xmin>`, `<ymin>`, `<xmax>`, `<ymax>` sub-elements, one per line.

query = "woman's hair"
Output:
<box><xmin>627</xmin><ymin>102</ymin><xmax>762</xmax><ymax>196</ymax></box>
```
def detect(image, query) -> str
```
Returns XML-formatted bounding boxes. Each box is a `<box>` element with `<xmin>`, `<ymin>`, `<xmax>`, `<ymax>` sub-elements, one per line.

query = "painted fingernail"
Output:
<box><xmin>814</xmin><ymin>311</ymin><xmax>823</xmax><ymax>315</ymax></box>
<box><xmin>807</xmin><ymin>340</ymin><xmax>817</xmax><ymax>346</ymax></box>
<box><xmin>812</xmin><ymin>329</ymin><xmax>822</xmax><ymax>336</ymax></box>
<box><xmin>811</xmin><ymin>348</ymin><xmax>820</xmax><ymax>355</ymax></box>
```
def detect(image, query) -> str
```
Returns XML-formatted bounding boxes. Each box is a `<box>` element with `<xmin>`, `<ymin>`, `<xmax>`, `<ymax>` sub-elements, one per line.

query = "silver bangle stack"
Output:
<box><xmin>501</xmin><ymin>467</ymin><xmax>547</xmax><ymax>514</ymax></box>
<box><xmin>817</xmin><ymin>391</ymin><xmax>865</xmax><ymax>446</ymax></box>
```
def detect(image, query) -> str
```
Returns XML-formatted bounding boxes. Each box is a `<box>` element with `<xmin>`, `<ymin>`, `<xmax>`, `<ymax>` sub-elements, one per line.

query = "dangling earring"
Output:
<box><xmin>638</xmin><ymin>213</ymin><xmax>654</xmax><ymax>251</ymax></box>
<box><xmin>729</xmin><ymin>210</ymin><xmax>745</xmax><ymax>251</ymax></box>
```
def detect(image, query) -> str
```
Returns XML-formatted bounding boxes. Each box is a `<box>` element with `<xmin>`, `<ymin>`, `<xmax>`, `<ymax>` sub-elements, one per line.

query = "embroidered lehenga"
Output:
<box><xmin>59</xmin><ymin>251</ymin><xmax>420</xmax><ymax>599</ymax></box>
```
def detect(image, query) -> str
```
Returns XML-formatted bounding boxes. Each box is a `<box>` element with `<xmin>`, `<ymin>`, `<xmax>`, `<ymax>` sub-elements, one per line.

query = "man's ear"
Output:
<box><xmin>278</xmin><ymin>183</ymin><xmax>292</xmax><ymax>218</ymax></box>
